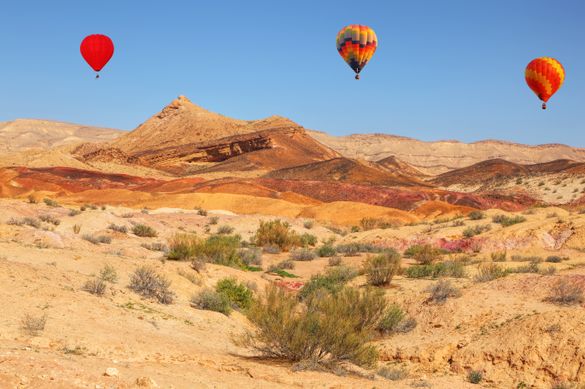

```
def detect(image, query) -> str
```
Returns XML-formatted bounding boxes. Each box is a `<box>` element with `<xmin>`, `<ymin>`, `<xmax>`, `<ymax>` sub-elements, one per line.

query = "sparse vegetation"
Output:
<box><xmin>377</xmin><ymin>305</ymin><xmax>417</xmax><ymax>335</ymax></box>
<box><xmin>38</xmin><ymin>214</ymin><xmax>60</xmax><ymax>225</ymax></box>
<box><xmin>253</xmin><ymin>220</ymin><xmax>300</xmax><ymax>251</ymax></box>
<box><xmin>463</xmin><ymin>224</ymin><xmax>491</xmax><ymax>238</ymax></box>
<box><xmin>405</xmin><ymin>261</ymin><xmax>466</xmax><ymax>279</ymax></box>
<box><xmin>27</xmin><ymin>195</ymin><xmax>37</xmax><ymax>204</ymax></box>
<box><xmin>141</xmin><ymin>242</ymin><xmax>168</xmax><ymax>252</ymax></box>
<box><xmin>209</xmin><ymin>216</ymin><xmax>219</xmax><ymax>225</ymax></box>
<box><xmin>546</xmin><ymin>279</ymin><xmax>584</xmax><ymax>305</ymax></box>
<box><xmin>98</xmin><ymin>264</ymin><xmax>118</xmax><ymax>283</ymax></box>
<box><xmin>243</xmin><ymin>285</ymin><xmax>386</xmax><ymax>368</ymax></box>
<box><xmin>167</xmin><ymin>233</ymin><xmax>199</xmax><ymax>260</ymax></box>
<box><xmin>303</xmin><ymin>220</ymin><xmax>314</xmax><ymax>229</ymax></box>
<box><xmin>468</xmin><ymin>370</ymin><xmax>483</xmax><ymax>384</ymax></box>
<box><xmin>216</xmin><ymin>225</ymin><xmax>235</xmax><ymax>235</ymax></box>
<box><xmin>128</xmin><ymin>266</ymin><xmax>175</xmax><ymax>304</ymax></box>
<box><xmin>43</xmin><ymin>198</ymin><xmax>59</xmax><ymax>207</ymax></box>
<box><xmin>412</xmin><ymin>244</ymin><xmax>442</xmax><ymax>265</ymax></box>
<box><xmin>468</xmin><ymin>210</ymin><xmax>485</xmax><ymax>220</ymax></box>
<box><xmin>83</xmin><ymin>278</ymin><xmax>107</xmax><ymax>296</ymax></box>
<box><xmin>108</xmin><ymin>223</ymin><xmax>128</xmax><ymax>233</ymax></box>
<box><xmin>191</xmin><ymin>289</ymin><xmax>231</xmax><ymax>315</ymax></box>
<box><xmin>68</xmin><ymin>209</ymin><xmax>81</xmax><ymax>216</ymax></box>
<box><xmin>290</xmin><ymin>248</ymin><xmax>316</xmax><ymax>261</ymax></box>
<box><xmin>492</xmin><ymin>214</ymin><xmax>526</xmax><ymax>227</ymax></box>
<box><xmin>215</xmin><ymin>277</ymin><xmax>253</xmax><ymax>310</ymax></box>
<box><xmin>377</xmin><ymin>366</ymin><xmax>408</xmax><ymax>381</ymax></box>
<box><xmin>299</xmin><ymin>233</ymin><xmax>318</xmax><ymax>247</ymax></box>
<box><xmin>545</xmin><ymin>255</ymin><xmax>563</xmax><ymax>263</ymax></box>
<box><xmin>474</xmin><ymin>262</ymin><xmax>507</xmax><ymax>282</ymax></box>
<box><xmin>363</xmin><ymin>250</ymin><xmax>401</xmax><ymax>286</ymax></box>
<box><xmin>328</xmin><ymin>256</ymin><xmax>342</xmax><ymax>266</ymax></box>
<box><xmin>316</xmin><ymin>244</ymin><xmax>337</xmax><ymax>257</ymax></box>
<box><xmin>132</xmin><ymin>224</ymin><xmax>158</xmax><ymax>237</ymax></box>
<box><xmin>82</xmin><ymin>234</ymin><xmax>112</xmax><ymax>245</ymax></box>
<box><xmin>360</xmin><ymin>217</ymin><xmax>381</xmax><ymax>231</ymax></box>
<box><xmin>491</xmin><ymin>251</ymin><xmax>507</xmax><ymax>262</ymax></box>
<box><xmin>73</xmin><ymin>224</ymin><xmax>81</xmax><ymax>234</ymax></box>
<box><xmin>299</xmin><ymin>266</ymin><xmax>358</xmax><ymax>301</ymax></box>
<box><xmin>239</xmin><ymin>247</ymin><xmax>263</xmax><ymax>267</ymax></box>
<box><xmin>426</xmin><ymin>280</ymin><xmax>461</xmax><ymax>304</ymax></box>
<box><xmin>196</xmin><ymin>208</ymin><xmax>208</xmax><ymax>216</ymax></box>
<box><xmin>20</xmin><ymin>313</ymin><xmax>47</xmax><ymax>336</ymax></box>
<box><xmin>335</xmin><ymin>242</ymin><xmax>386</xmax><ymax>256</ymax></box>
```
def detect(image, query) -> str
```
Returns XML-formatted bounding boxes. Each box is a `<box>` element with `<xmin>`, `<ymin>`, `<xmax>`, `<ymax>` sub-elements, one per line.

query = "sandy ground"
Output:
<box><xmin>1</xmin><ymin>199</ymin><xmax>585</xmax><ymax>388</ymax></box>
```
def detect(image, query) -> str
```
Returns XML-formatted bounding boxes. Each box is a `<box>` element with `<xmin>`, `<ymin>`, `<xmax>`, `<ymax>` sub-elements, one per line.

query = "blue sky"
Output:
<box><xmin>0</xmin><ymin>0</ymin><xmax>583</xmax><ymax>146</ymax></box>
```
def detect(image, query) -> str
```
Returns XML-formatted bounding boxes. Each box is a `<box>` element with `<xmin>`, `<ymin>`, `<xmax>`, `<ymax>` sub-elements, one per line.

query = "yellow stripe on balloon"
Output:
<box><xmin>525</xmin><ymin>68</ymin><xmax>553</xmax><ymax>96</ymax></box>
<box><xmin>541</xmin><ymin>57</ymin><xmax>565</xmax><ymax>84</ymax></box>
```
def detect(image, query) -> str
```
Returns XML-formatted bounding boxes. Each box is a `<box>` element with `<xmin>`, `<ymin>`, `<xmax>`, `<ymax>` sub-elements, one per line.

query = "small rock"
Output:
<box><xmin>104</xmin><ymin>367</ymin><xmax>119</xmax><ymax>377</ymax></box>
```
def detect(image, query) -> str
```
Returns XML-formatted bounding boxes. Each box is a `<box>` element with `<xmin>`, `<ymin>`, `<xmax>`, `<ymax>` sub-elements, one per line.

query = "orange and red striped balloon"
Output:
<box><xmin>525</xmin><ymin>57</ymin><xmax>565</xmax><ymax>109</ymax></box>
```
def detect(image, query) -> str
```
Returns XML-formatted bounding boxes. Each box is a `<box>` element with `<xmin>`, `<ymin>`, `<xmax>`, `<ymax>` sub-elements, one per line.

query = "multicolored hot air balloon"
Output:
<box><xmin>525</xmin><ymin>57</ymin><xmax>565</xmax><ymax>109</ymax></box>
<box><xmin>80</xmin><ymin>34</ymin><xmax>114</xmax><ymax>78</ymax></box>
<box><xmin>336</xmin><ymin>25</ymin><xmax>377</xmax><ymax>80</ymax></box>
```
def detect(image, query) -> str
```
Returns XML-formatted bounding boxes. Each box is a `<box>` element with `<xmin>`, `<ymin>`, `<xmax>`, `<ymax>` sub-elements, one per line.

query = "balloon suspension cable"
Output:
<box><xmin>542</xmin><ymin>102</ymin><xmax>547</xmax><ymax>110</ymax></box>
<box><xmin>355</xmin><ymin>74</ymin><xmax>360</xmax><ymax>80</ymax></box>
<box><xmin>95</xmin><ymin>73</ymin><xmax>100</xmax><ymax>79</ymax></box>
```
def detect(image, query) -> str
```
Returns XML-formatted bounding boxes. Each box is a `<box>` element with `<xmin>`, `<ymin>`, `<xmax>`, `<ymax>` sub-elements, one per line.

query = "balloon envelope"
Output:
<box><xmin>336</xmin><ymin>25</ymin><xmax>377</xmax><ymax>78</ymax></box>
<box><xmin>80</xmin><ymin>34</ymin><xmax>114</xmax><ymax>72</ymax></box>
<box><xmin>525</xmin><ymin>57</ymin><xmax>565</xmax><ymax>106</ymax></box>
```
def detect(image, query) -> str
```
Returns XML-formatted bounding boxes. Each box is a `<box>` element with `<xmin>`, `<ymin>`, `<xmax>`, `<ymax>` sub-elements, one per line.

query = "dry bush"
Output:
<box><xmin>328</xmin><ymin>256</ymin><xmax>342</xmax><ymax>267</ymax></box>
<box><xmin>216</xmin><ymin>225</ymin><xmax>235</xmax><ymax>235</ymax></box>
<box><xmin>208</xmin><ymin>216</ymin><xmax>219</xmax><ymax>225</ymax></box>
<box><xmin>108</xmin><ymin>223</ymin><xmax>128</xmax><ymax>233</ymax></box>
<box><xmin>491</xmin><ymin>251</ymin><xmax>507</xmax><ymax>262</ymax></box>
<box><xmin>20</xmin><ymin>313</ymin><xmax>47</xmax><ymax>336</ymax></box>
<box><xmin>243</xmin><ymin>285</ymin><xmax>385</xmax><ymax>368</ymax></box>
<box><xmin>360</xmin><ymin>217</ymin><xmax>381</xmax><ymax>231</ymax></box>
<box><xmin>378</xmin><ymin>366</ymin><xmax>408</xmax><ymax>381</ymax></box>
<box><xmin>239</xmin><ymin>247</ymin><xmax>263</xmax><ymax>267</ymax></box>
<box><xmin>492</xmin><ymin>214</ymin><xmax>526</xmax><ymax>227</ymax></box>
<box><xmin>546</xmin><ymin>279</ymin><xmax>584</xmax><ymax>305</ymax></box>
<box><xmin>468</xmin><ymin>210</ymin><xmax>485</xmax><ymax>220</ymax></box>
<box><xmin>141</xmin><ymin>242</ymin><xmax>168</xmax><ymax>252</ymax></box>
<box><xmin>132</xmin><ymin>224</ymin><xmax>158</xmax><ymax>237</ymax></box>
<box><xmin>73</xmin><ymin>224</ymin><xmax>81</xmax><ymax>234</ymax></box>
<box><xmin>253</xmin><ymin>220</ymin><xmax>300</xmax><ymax>251</ymax></box>
<box><xmin>99</xmin><ymin>264</ymin><xmax>118</xmax><ymax>283</ymax></box>
<box><xmin>290</xmin><ymin>248</ymin><xmax>316</xmax><ymax>261</ymax></box>
<box><xmin>39</xmin><ymin>214</ymin><xmax>61</xmax><ymax>225</ymax></box>
<box><xmin>82</xmin><ymin>234</ymin><xmax>112</xmax><ymax>245</ymax></box>
<box><xmin>83</xmin><ymin>278</ymin><xmax>107</xmax><ymax>296</ymax></box>
<box><xmin>128</xmin><ymin>266</ymin><xmax>175</xmax><ymax>304</ymax></box>
<box><xmin>474</xmin><ymin>262</ymin><xmax>507</xmax><ymax>282</ymax></box>
<box><xmin>43</xmin><ymin>198</ymin><xmax>59</xmax><ymax>207</ymax></box>
<box><xmin>191</xmin><ymin>289</ymin><xmax>231</xmax><ymax>315</ymax></box>
<box><xmin>363</xmin><ymin>250</ymin><xmax>401</xmax><ymax>286</ymax></box>
<box><xmin>412</xmin><ymin>244</ymin><xmax>442</xmax><ymax>265</ymax></box>
<box><xmin>426</xmin><ymin>279</ymin><xmax>461</xmax><ymax>304</ymax></box>
<box><xmin>303</xmin><ymin>220</ymin><xmax>314</xmax><ymax>229</ymax></box>
<box><xmin>299</xmin><ymin>266</ymin><xmax>358</xmax><ymax>301</ymax></box>
<box><xmin>167</xmin><ymin>233</ymin><xmax>199</xmax><ymax>260</ymax></box>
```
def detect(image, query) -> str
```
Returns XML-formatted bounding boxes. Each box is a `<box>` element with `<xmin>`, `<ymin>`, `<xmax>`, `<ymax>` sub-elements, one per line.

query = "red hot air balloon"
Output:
<box><xmin>80</xmin><ymin>34</ymin><xmax>114</xmax><ymax>78</ymax></box>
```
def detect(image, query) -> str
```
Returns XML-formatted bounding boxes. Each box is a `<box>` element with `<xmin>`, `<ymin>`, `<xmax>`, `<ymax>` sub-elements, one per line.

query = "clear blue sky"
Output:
<box><xmin>0</xmin><ymin>0</ymin><xmax>583</xmax><ymax>146</ymax></box>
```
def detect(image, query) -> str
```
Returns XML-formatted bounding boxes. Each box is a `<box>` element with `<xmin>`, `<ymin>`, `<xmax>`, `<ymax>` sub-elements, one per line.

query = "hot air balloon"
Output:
<box><xmin>525</xmin><ymin>57</ymin><xmax>565</xmax><ymax>109</ymax></box>
<box><xmin>336</xmin><ymin>25</ymin><xmax>377</xmax><ymax>80</ymax></box>
<box><xmin>80</xmin><ymin>34</ymin><xmax>114</xmax><ymax>78</ymax></box>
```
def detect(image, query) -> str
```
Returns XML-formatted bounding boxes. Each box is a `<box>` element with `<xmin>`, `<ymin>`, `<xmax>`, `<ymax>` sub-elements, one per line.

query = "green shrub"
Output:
<box><xmin>132</xmin><ymin>224</ymin><xmax>158</xmax><ymax>237</ymax></box>
<box><xmin>363</xmin><ymin>250</ymin><xmax>401</xmax><ymax>286</ymax></box>
<box><xmin>426</xmin><ymin>280</ymin><xmax>461</xmax><ymax>304</ymax></box>
<box><xmin>316</xmin><ymin>244</ymin><xmax>337</xmax><ymax>257</ymax></box>
<box><xmin>167</xmin><ymin>234</ymin><xmax>242</xmax><ymax>268</ymax></box>
<box><xmin>492</xmin><ymin>214</ymin><xmax>526</xmax><ymax>227</ymax></box>
<box><xmin>215</xmin><ymin>277</ymin><xmax>253</xmax><ymax>310</ymax></box>
<box><xmin>474</xmin><ymin>263</ymin><xmax>507</xmax><ymax>282</ymax></box>
<box><xmin>299</xmin><ymin>233</ymin><xmax>317</xmax><ymax>247</ymax></box>
<box><xmin>335</xmin><ymin>243</ymin><xmax>386</xmax><ymax>256</ymax></box>
<box><xmin>244</xmin><ymin>285</ymin><xmax>385</xmax><ymax>368</ymax></box>
<box><xmin>468</xmin><ymin>370</ymin><xmax>483</xmax><ymax>384</ymax></box>
<box><xmin>299</xmin><ymin>266</ymin><xmax>358</xmax><ymax>301</ymax></box>
<box><xmin>468</xmin><ymin>210</ymin><xmax>485</xmax><ymax>220</ymax></box>
<box><xmin>128</xmin><ymin>266</ymin><xmax>175</xmax><ymax>304</ymax></box>
<box><xmin>216</xmin><ymin>225</ymin><xmax>235</xmax><ymax>235</ymax></box>
<box><xmin>463</xmin><ymin>224</ymin><xmax>491</xmax><ymax>238</ymax></box>
<box><xmin>290</xmin><ymin>248</ymin><xmax>316</xmax><ymax>261</ymax></box>
<box><xmin>377</xmin><ymin>305</ymin><xmax>417</xmax><ymax>335</ymax></box>
<box><xmin>43</xmin><ymin>198</ymin><xmax>59</xmax><ymax>207</ymax></box>
<box><xmin>191</xmin><ymin>289</ymin><xmax>231</xmax><ymax>315</ymax></box>
<box><xmin>405</xmin><ymin>261</ymin><xmax>466</xmax><ymax>279</ymax></box>
<box><xmin>253</xmin><ymin>220</ymin><xmax>300</xmax><ymax>251</ymax></box>
<box><xmin>98</xmin><ymin>264</ymin><xmax>118</xmax><ymax>283</ymax></box>
<box><xmin>167</xmin><ymin>233</ymin><xmax>199</xmax><ymax>260</ymax></box>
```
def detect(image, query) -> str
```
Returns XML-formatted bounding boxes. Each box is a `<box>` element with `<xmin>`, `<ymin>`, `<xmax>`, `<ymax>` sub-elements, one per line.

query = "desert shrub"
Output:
<box><xmin>73</xmin><ymin>224</ymin><xmax>81</xmax><ymax>234</ymax></box>
<box><xmin>378</xmin><ymin>366</ymin><xmax>408</xmax><ymax>381</ymax></box>
<box><xmin>363</xmin><ymin>250</ymin><xmax>401</xmax><ymax>286</ymax></box>
<box><xmin>412</xmin><ymin>244</ymin><xmax>442</xmax><ymax>265</ymax></box>
<box><xmin>253</xmin><ymin>220</ymin><xmax>300</xmax><ymax>251</ymax></box>
<box><xmin>509</xmin><ymin>260</ymin><xmax>540</xmax><ymax>274</ymax></box>
<box><xmin>196</xmin><ymin>208</ymin><xmax>208</xmax><ymax>216</ymax></box>
<box><xmin>83</xmin><ymin>278</ymin><xmax>107</xmax><ymax>296</ymax></box>
<box><xmin>546</xmin><ymin>279</ymin><xmax>584</xmax><ymax>305</ymax></box>
<box><xmin>68</xmin><ymin>209</ymin><xmax>81</xmax><ymax>217</ymax></box>
<box><xmin>190</xmin><ymin>258</ymin><xmax>207</xmax><ymax>272</ymax></box>
<box><xmin>426</xmin><ymin>280</ymin><xmax>461</xmax><ymax>304</ymax></box>
<box><xmin>191</xmin><ymin>289</ymin><xmax>231</xmax><ymax>315</ymax></box>
<box><xmin>316</xmin><ymin>244</ymin><xmax>337</xmax><ymax>257</ymax></box>
<box><xmin>141</xmin><ymin>242</ymin><xmax>168</xmax><ymax>252</ymax></box>
<box><xmin>262</xmin><ymin>244</ymin><xmax>281</xmax><ymax>254</ymax></box>
<box><xmin>463</xmin><ymin>224</ymin><xmax>491</xmax><ymax>238</ymax></box>
<box><xmin>468</xmin><ymin>370</ymin><xmax>483</xmax><ymax>384</ymax></box>
<box><xmin>405</xmin><ymin>261</ymin><xmax>466</xmax><ymax>279</ymax></box>
<box><xmin>328</xmin><ymin>256</ymin><xmax>342</xmax><ymax>266</ymax></box>
<box><xmin>195</xmin><ymin>235</ymin><xmax>242</xmax><ymax>267</ymax></box>
<box><xmin>215</xmin><ymin>277</ymin><xmax>253</xmax><ymax>310</ymax></box>
<box><xmin>299</xmin><ymin>266</ymin><xmax>358</xmax><ymax>301</ymax></box>
<box><xmin>474</xmin><ymin>262</ymin><xmax>507</xmax><ymax>282</ymax></box>
<box><xmin>539</xmin><ymin>266</ymin><xmax>557</xmax><ymax>276</ymax></box>
<box><xmin>290</xmin><ymin>248</ymin><xmax>316</xmax><ymax>261</ymax></box>
<box><xmin>43</xmin><ymin>198</ymin><xmax>59</xmax><ymax>207</ymax></box>
<box><xmin>23</xmin><ymin>217</ymin><xmax>41</xmax><ymax>228</ymax></box>
<box><xmin>377</xmin><ymin>305</ymin><xmax>417</xmax><ymax>335</ymax></box>
<box><xmin>128</xmin><ymin>266</ymin><xmax>175</xmax><ymax>304</ymax></box>
<box><xmin>216</xmin><ymin>225</ymin><xmax>235</xmax><ymax>235</ymax></box>
<box><xmin>269</xmin><ymin>260</ymin><xmax>295</xmax><ymax>272</ymax></box>
<box><xmin>141</xmin><ymin>208</ymin><xmax>149</xmax><ymax>214</ymax></box>
<box><xmin>82</xmin><ymin>234</ymin><xmax>112</xmax><ymax>245</ymax></box>
<box><xmin>20</xmin><ymin>313</ymin><xmax>47</xmax><ymax>336</ymax></box>
<box><xmin>546</xmin><ymin>256</ymin><xmax>563</xmax><ymax>263</ymax></box>
<box><xmin>492</xmin><ymin>214</ymin><xmax>526</xmax><ymax>227</ymax></box>
<box><xmin>299</xmin><ymin>233</ymin><xmax>318</xmax><ymax>247</ymax></box>
<box><xmin>239</xmin><ymin>247</ymin><xmax>263</xmax><ymax>267</ymax></box>
<box><xmin>27</xmin><ymin>195</ymin><xmax>37</xmax><ymax>204</ymax></box>
<box><xmin>335</xmin><ymin>242</ymin><xmax>386</xmax><ymax>256</ymax></box>
<box><xmin>6</xmin><ymin>217</ymin><xmax>23</xmax><ymax>226</ymax></box>
<box><xmin>108</xmin><ymin>223</ymin><xmax>128</xmax><ymax>233</ymax></box>
<box><xmin>303</xmin><ymin>220</ymin><xmax>314</xmax><ymax>229</ymax></box>
<box><xmin>132</xmin><ymin>224</ymin><xmax>158</xmax><ymax>237</ymax></box>
<box><xmin>511</xmin><ymin>255</ymin><xmax>543</xmax><ymax>262</ymax></box>
<box><xmin>99</xmin><ymin>264</ymin><xmax>118</xmax><ymax>283</ymax></box>
<box><xmin>491</xmin><ymin>251</ymin><xmax>507</xmax><ymax>262</ymax></box>
<box><xmin>468</xmin><ymin>210</ymin><xmax>485</xmax><ymax>220</ymax></box>
<box><xmin>167</xmin><ymin>233</ymin><xmax>199</xmax><ymax>260</ymax></box>
<box><xmin>208</xmin><ymin>216</ymin><xmax>219</xmax><ymax>225</ymax></box>
<box><xmin>359</xmin><ymin>217</ymin><xmax>381</xmax><ymax>231</ymax></box>
<box><xmin>244</xmin><ymin>285</ymin><xmax>385</xmax><ymax>368</ymax></box>
<box><xmin>39</xmin><ymin>214</ymin><xmax>60</xmax><ymax>226</ymax></box>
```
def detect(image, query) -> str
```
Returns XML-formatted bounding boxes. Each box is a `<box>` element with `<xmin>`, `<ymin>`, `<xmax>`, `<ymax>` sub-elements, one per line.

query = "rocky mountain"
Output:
<box><xmin>308</xmin><ymin>131</ymin><xmax>585</xmax><ymax>175</ymax></box>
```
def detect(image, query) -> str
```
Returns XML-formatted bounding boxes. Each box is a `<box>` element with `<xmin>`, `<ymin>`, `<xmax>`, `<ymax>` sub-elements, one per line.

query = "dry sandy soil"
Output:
<box><xmin>1</xmin><ymin>198</ymin><xmax>585</xmax><ymax>388</ymax></box>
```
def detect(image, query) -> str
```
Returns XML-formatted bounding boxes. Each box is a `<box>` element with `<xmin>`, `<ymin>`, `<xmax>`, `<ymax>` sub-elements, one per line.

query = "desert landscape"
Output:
<box><xmin>0</xmin><ymin>96</ymin><xmax>584</xmax><ymax>388</ymax></box>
